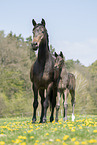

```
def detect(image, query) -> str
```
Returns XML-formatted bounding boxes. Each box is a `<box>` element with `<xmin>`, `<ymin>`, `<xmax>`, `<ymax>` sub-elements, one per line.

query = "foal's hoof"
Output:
<box><xmin>32</xmin><ymin>118</ymin><xmax>36</xmax><ymax>124</ymax></box>
<box><xmin>43</xmin><ymin>118</ymin><xmax>46</xmax><ymax>123</ymax></box>
<box><xmin>63</xmin><ymin>117</ymin><xmax>67</xmax><ymax>121</ymax></box>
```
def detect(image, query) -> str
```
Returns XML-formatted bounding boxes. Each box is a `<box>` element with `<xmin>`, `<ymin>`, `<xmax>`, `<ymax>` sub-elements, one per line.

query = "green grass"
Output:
<box><xmin>0</xmin><ymin>115</ymin><xmax>97</xmax><ymax>145</ymax></box>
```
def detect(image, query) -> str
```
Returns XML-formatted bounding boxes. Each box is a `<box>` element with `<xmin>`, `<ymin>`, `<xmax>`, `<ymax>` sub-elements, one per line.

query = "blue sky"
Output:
<box><xmin>0</xmin><ymin>0</ymin><xmax>97</xmax><ymax>66</ymax></box>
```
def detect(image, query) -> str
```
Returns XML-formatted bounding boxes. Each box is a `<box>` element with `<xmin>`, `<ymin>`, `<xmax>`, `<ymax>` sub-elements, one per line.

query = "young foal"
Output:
<box><xmin>54</xmin><ymin>52</ymin><xmax>76</xmax><ymax>122</ymax></box>
<box><xmin>30</xmin><ymin>19</ymin><xmax>57</xmax><ymax>123</ymax></box>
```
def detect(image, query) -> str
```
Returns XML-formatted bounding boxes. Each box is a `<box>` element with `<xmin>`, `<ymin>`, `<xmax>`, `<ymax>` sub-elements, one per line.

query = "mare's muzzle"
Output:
<box><xmin>31</xmin><ymin>42</ymin><xmax>39</xmax><ymax>51</ymax></box>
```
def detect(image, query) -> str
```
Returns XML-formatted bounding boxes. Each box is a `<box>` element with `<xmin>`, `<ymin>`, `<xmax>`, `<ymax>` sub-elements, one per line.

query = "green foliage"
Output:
<box><xmin>50</xmin><ymin>45</ymin><xmax>55</xmax><ymax>54</ymax></box>
<box><xmin>0</xmin><ymin>30</ymin><xmax>97</xmax><ymax>117</ymax></box>
<box><xmin>0</xmin><ymin>30</ymin><xmax>36</xmax><ymax>116</ymax></box>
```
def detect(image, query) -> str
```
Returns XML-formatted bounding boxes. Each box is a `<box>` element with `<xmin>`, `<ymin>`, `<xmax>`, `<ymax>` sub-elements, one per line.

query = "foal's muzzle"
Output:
<box><xmin>31</xmin><ymin>42</ymin><xmax>39</xmax><ymax>50</ymax></box>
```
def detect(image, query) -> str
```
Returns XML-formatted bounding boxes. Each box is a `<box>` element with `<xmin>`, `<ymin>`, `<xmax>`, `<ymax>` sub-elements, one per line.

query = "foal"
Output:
<box><xmin>54</xmin><ymin>52</ymin><xmax>76</xmax><ymax>122</ymax></box>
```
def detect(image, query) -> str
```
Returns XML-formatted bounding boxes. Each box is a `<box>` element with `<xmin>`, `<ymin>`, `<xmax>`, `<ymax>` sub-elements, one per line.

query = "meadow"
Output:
<box><xmin>0</xmin><ymin>115</ymin><xmax>97</xmax><ymax>145</ymax></box>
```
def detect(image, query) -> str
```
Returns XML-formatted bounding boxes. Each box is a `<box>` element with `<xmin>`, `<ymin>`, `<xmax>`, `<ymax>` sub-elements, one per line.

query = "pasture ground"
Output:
<box><xmin>0</xmin><ymin>115</ymin><xmax>97</xmax><ymax>145</ymax></box>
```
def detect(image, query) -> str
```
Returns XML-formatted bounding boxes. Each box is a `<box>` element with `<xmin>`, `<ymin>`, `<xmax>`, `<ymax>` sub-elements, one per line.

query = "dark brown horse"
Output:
<box><xmin>54</xmin><ymin>52</ymin><xmax>76</xmax><ymax>122</ymax></box>
<box><xmin>30</xmin><ymin>19</ymin><xmax>57</xmax><ymax>123</ymax></box>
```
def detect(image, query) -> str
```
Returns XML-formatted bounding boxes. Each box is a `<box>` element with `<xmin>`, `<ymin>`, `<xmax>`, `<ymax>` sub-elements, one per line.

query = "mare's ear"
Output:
<box><xmin>60</xmin><ymin>51</ymin><xmax>64</xmax><ymax>58</ymax></box>
<box><xmin>32</xmin><ymin>19</ymin><xmax>37</xmax><ymax>26</ymax></box>
<box><xmin>41</xmin><ymin>18</ymin><xmax>45</xmax><ymax>27</ymax></box>
<box><xmin>54</xmin><ymin>52</ymin><xmax>58</xmax><ymax>57</ymax></box>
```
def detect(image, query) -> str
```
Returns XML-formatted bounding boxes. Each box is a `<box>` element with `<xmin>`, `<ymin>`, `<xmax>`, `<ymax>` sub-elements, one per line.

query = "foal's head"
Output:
<box><xmin>31</xmin><ymin>19</ymin><xmax>49</xmax><ymax>51</ymax></box>
<box><xmin>54</xmin><ymin>51</ymin><xmax>64</xmax><ymax>69</ymax></box>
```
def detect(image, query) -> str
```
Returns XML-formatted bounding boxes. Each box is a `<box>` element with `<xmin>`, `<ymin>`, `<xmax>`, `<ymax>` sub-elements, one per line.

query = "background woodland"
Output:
<box><xmin>0</xmin><ymin>30</ymin><xmax>97</xmax><ymax>117</ymax></box>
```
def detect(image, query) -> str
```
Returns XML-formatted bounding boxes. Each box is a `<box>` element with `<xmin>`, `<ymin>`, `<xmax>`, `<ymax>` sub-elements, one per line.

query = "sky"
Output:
<box><xmin>0</xmin><ymin>0</ymin><xmax>97</xmax><ymax>66</ymax></box>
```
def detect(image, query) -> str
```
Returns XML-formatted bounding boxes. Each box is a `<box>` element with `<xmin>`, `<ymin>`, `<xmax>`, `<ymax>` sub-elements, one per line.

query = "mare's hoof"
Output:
<box><xmin>50</xmin><ymin>117</ymin><xmax>54</xmax><ymax>122</ymax></box>
<box><xmin>39</xmin><ymin>120</ymin><xmax>43</xmax><ymax>123</ymax></box>
<box><xmin>32</xmin><ymin>118</ymin><xmax>36</xmax><ymax>124</ymax></box>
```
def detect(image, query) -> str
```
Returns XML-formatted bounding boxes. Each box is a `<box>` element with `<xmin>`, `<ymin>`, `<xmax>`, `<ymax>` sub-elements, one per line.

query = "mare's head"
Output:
<box><xmin>54</xmin><ymin>51</ymin><xmax>64</xmax><ymax>69</ymax></box>
<box><xmin>31</xmin><ymin>19</ymin><xmax>49</xmax><ymax>51</ymax></box>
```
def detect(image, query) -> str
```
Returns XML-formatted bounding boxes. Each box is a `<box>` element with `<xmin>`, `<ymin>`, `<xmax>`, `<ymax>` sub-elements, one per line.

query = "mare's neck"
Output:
<box><xmin>38</xmin><ymin>39</ymin><xmax>49</xmax><ymax>63</ymax></box>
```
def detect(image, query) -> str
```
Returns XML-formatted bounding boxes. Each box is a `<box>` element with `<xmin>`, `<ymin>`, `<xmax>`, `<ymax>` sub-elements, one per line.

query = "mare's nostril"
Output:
<box><xmin>31</xmin><ymin>42</ymin><xmax>37</xmax><ymax>47</ymax></box>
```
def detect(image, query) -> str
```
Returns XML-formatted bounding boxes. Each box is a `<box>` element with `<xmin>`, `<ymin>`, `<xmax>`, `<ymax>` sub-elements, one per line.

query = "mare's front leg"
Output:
<box><xmin>43</xmin><ymin>83</ymin><xmax>53</xmax><ymax>123</ymax></box>
<box><xmin>32</xmin><ymin>83</ymin><xmax>38</xmax><ymax>123</ymax></box>
<box><xmin>55</xmin><ymin>92</ymin><xmax>61</xmax><ymax>122</ymax></box>
<box><xmin>50</xmin><ymin>87</ymin><xmax>57</xmax><ymax>122</ymax></box>
<box><xmin>63</xmin><ymin>89</ymin><xmax>68</xmax><ymax>121</ymax></box>
<box><xmin>39</xmin><ymin>89</ymin><xmax>45</xmax><ymax>123</ymax></box>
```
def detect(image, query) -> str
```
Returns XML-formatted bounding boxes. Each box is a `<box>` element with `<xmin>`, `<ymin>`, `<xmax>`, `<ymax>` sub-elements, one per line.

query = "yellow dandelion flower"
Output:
<box><xmin>81</xmin><ymin>141</ymin><xmax>87</xmax><ymax>144</ymax></box>
<box><xmin>71</xmin><ymin>129</ymin><xmax>75</xmax><ymax>132</ymax></box>
<box><xmin>63</xmin><ymin>135</ymin><xmax>69</xmax><ymax>140</ymax></box>
<box><xmin>42</xmin><ymin>143</ymin><xmax>45</xmax><ymax>145</ymax></box>
<box><xmin>46</xmin><ymin>133</ymin><xmax>49</xmax><ymax>136</ymax></box>
<box><xmin>79</xmin><ymin>126</ymin><xmax>82</xmax><ymax>129</ymax></box>
<box><xmin>63</xmin><ymin>143</ymin><xmax>67</xmax><ymax>145</ymax></box>
<box><xmin>20</xmin><ymin>142</ymin><xmax>26</xmax><ymax>145</ymax></box>
<box><xmin>56</xmin><ymin>139</ymin><xmax>61</xmax><ymax>142</ymax></box>
<box><xmin>88</xmin><ymin>139</ymin><xmax>97</xmax><ymax>143</ymax></box>
<box><xmin>34</xmin><ymin>143</ymin><xmax>38</xmax><ymax>145</ymax></box>
<box><xmin>93</xmin><ymin>130</ymin><xmax>97</xmax><ymax>133</ymax></box>
<box><xmin>18</xmin><ymin>136</ymin><xmax>26</xmax><ymax>140</ymax></box>
<box><xmin>63</xmin><ymin>125</ymin><xmax>66</xmax><ymax>128</ymax></box>
<box><xmin>36</xmin><ymin>127</ymin><xmax>40</xmax><ymax>130</ymax></box>
<box><xmin>0</xmin><ymin>141</ymin><xmax>5</xmax><ymax>145</ymax></box>
<box><xmin>27</xmin><ymin>129</ymin><xmax>33</xmax><ymax>133</ymax></box>
<box><xmin>30</xmin><ymin>136</ymin><xmax>34</xmax><ymax>139</ymax></box>
<box><xmin>36</xmin><ymin>140</ymin><xmax>39</xmax><ymax>143</ymax></box>
<box><xmin>71</xmin><ymin>138</ymin><xmax>76</xmax><ymax>142</ymax></box>
<box><xmin>14</xmin><ymin>139</ymin><xmax>22</xmax><ymax>144</ymax></box>
<box><xmin>74</xmin><ymin>141</ymin><xmax>79</xmax><ymax>144</ymax></box>
<box><xmin>55</xmin><ymin>128</ymin><xmax>57</xmax><ymax>131</ymax></box>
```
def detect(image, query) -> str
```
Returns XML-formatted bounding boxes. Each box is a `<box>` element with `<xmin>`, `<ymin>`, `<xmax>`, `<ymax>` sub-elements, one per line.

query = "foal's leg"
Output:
<box><xmin>39</xmin><ymin>89</ymin><xmax>45</xmax><ymax>123</ymax></box>
<box><xmin>32</xmin><ymin>83</ymin><xmax>38</xmax><ymax>123</ymax></box>
<box><xmin>63</xmin><ymin>89</ymin><xmax>68</xmax><ymax>121</ymax></box>
<box><xmin>71</xmin><ymin>90</ymin><xmax>75</xmax><ymax>121</ymax></box>
<box><xmin>55</xmin><ymin>92</ymin><xmax>61</xmax><ymax>122</ymax></box>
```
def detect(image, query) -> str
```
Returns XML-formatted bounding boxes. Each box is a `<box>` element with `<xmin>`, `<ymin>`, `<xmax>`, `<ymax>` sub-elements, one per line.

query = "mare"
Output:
<box><xmin>30</xmin><ymin>19</ymin><xmax>57</xmax><ymax>123</ymax></box>
<box><xmin>54</xmin><ymin>52</ymin><xmax>76</xmax><ymax>122</ymax></box>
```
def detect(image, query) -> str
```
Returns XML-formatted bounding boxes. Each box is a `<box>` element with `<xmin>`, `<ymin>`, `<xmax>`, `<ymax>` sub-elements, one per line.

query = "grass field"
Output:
<box><xmin>0</xmin><ymin>115</ymin><xmax>97</xmax><ymax>145</ymax></box>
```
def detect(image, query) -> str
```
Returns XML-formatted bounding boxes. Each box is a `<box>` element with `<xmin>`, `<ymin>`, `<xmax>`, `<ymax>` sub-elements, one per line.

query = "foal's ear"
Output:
<box><xmin>54</xmin><ymin>52</ymin><xmax>58</xmax><ymax>57</ymax></box>
<box><xmin>32</xmin><ymin>19</ymin><xmax>37</xmax><ymax>26</ymax></box>
<box><xmin>41</xmin><ymin>18</ymin><xmax>45</xmax><ymax>27</ymax></box>
<box><xmin>60</xmin><ymin>51</ymin><xmax>64</xmax><ymax>58</ymax></box>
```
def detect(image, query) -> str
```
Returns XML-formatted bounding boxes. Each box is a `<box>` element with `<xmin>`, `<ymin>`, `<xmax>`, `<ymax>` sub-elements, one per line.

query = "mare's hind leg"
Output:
<box><xmin>63</xmin><ymin>89</ymin><xmax>68</xmax><ymax>121</ymax></box>
<box><xmin>43</xmin><ymin>83</ymin><xmax>53</xmax><ymax>123</ymax></box>
<box><xmin>39</xmin><ymin>89</ymin><xmax>45</xmax><ymax>123</ymax></box>
<box><xmin>55</xmin><ymin>92</ymin><xmax>61</xmax><ymax>122</ymax></box>
<box><xmin>32</xmin><ymin>83</ymin><xmax>38</xmax><ymax>123</ymax></box>
<box><xmin>70</xmin><ymin>90</ymin><xmax>75</xmax><ymax>121</ymax></box>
